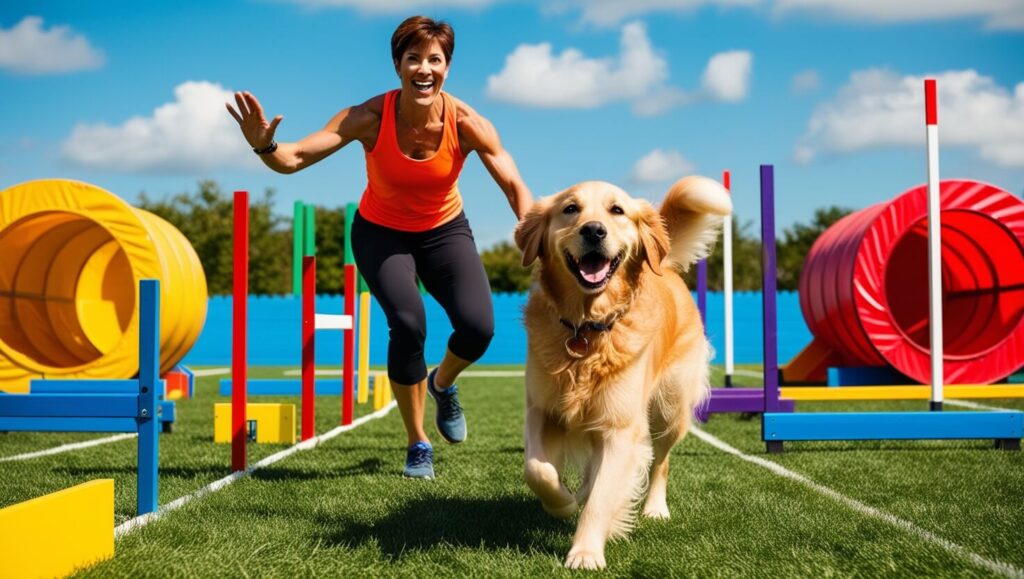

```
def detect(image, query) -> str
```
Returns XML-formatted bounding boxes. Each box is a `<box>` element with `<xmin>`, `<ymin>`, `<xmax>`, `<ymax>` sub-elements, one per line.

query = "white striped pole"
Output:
<box><xmin>925</xmin><ymin>78</ymin><xmax>944</xmax><ymax>411</ymax></box>
<box><xmin>723</xmin><ymin>170</ymin><xmax>735</xmax><ymax>387</ymax></box>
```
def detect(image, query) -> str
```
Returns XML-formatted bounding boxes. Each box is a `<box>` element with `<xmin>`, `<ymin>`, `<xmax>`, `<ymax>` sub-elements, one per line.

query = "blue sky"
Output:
<box><xmin>2</xmin><ymin>0</ymin><xmax>1022</xmax><ymax>250</ymax></box>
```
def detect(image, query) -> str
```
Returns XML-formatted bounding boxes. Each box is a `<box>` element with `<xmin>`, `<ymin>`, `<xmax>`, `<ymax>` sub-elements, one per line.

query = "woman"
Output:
<box><xmin>226</xmin><ymin>16</ymin><xmax>532</xmax><ymax>479</ymax></box>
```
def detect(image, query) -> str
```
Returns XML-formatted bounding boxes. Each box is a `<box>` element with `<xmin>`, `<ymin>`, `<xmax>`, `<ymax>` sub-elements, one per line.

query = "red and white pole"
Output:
<box><xmin>342</xmin><ymin>264</ymin><xmax>356</xmax><ymax>426</ymax></box>
<box><xmin>925</xmin><ymin>79</ymin><xmax>944</xmax><ymax>411</ymax></box>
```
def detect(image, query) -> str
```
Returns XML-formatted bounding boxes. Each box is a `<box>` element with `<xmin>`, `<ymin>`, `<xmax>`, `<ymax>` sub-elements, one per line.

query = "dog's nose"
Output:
<box><xmin>579</xmin><ymin>221</ymin><xmax>607</xmax><ymax>243</ymax></box>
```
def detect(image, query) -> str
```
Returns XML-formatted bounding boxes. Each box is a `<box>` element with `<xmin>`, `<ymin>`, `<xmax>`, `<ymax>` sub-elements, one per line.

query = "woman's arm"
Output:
<box><xmin>456</xmin><ymin>101</ymin><xmax>534</xmax><ymax>220</ymax></box>
<box><xmin>226</xmin><ymin>91</ymin><xmax>381</xmax><ymax>174</ymax></box>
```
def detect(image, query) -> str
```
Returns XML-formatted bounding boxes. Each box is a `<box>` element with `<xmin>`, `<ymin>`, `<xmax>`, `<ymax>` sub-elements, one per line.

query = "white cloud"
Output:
<box><xmin>486</xmin><ymin>22</ymin><xmax>667</xmax><ymax>113</ymax></box>
<box><xmin>553</xmin><ymin>0</ymin><xmax>1024</xmax><ymax>29</ymax></box>
<box><xmin>553</xmin><ymin>0</ymin><xmax>762</xmax><ymax>27</ymax></box>
<box><xmin>487</xmin><ymin>22</ymin><xmax>750</xmax><ymax>115</ymax></box>
<box><xmin>631</xmin><ymin>149</ymin><xmax>697</xmax><ymax>183</ymax></box>
<box><xmin>62</xmin><ymin>81</ymin><xmax>257</xmax><ymax>173</ymax></box>
<box><xmin>285</xmin><ymin>0</ymin><xmax>495</xmax><ymax>10</ymax></box>
<box><xmin>701</xmin><ymin>51</ymin><xmax>752</xmax><ymax>102</ymax></box>
<box><xmin>0</xmin><ymin>16</ymin><xmax>103</xmax><ymax>74</ymax></box>
<box><xmin>775</xmin><ymin>0</ymin><xmax>1024</xmax><ymax>30</ymax></box>
<box><xmin>795</xmin><ymin>69</ymin><xmax>1024</xmax><ymax>168</ymax></box>
<box><xmin>791</xmin><ymin>69</ymin><xmax>821</xmax><ymax>94</ymax></box>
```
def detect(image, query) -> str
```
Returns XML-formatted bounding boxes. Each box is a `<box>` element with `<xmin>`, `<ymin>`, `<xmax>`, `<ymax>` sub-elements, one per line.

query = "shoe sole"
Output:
<box><xmin>403</xmin><ymin>473</ymin><xmax>434</xmax><ymax>480</ymax></box>
<box><xmin>435</xmin><ymin>420</ymin><xmax>467</xmax><ymax>445</ymax></box>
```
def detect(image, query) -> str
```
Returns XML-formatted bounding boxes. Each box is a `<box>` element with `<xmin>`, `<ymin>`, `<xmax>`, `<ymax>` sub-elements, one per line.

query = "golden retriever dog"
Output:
<box><xmin>513</xmin><ymin>176</ymin><xmax>731</xmax><ymax>570</ymax></box>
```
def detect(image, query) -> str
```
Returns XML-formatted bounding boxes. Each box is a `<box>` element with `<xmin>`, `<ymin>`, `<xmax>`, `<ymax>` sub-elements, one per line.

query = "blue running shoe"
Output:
<box><xmin>404</xmin><ymin>441</ymin><xmax>434</xmax><ymax>479</ymax></box>
<box><xmin>427</xmin><ymin>368</ymin><xmax>467</xmax><ymax>444</ymax></box>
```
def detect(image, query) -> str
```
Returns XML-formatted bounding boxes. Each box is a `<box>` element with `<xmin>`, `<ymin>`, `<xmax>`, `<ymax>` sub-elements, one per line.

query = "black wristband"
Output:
<box><xmin>253</xmin><ymin>140</ymin><xmax>278</xmax><ymax>155</ymax></box>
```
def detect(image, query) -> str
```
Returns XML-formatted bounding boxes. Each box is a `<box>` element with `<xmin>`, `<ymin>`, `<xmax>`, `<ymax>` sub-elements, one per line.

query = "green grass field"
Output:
<box><xmin>2</xmin><ymin>366</ymin><xmax>1023</xmax><ymax>577</ymax></box>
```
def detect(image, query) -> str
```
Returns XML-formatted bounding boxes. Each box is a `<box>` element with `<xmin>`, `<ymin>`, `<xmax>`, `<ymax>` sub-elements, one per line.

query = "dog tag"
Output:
<box><xmin>565</xmin><ymin>335</ymin><xmax>588</xmax><ymax>358</ymax></box>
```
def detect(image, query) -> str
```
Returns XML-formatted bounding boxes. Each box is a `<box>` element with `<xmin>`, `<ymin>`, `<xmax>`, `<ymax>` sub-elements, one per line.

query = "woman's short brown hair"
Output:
<box><xmin>391</xmin><ymin>16</ymin><xmax>454</xmax><ymax>67</ymax></box>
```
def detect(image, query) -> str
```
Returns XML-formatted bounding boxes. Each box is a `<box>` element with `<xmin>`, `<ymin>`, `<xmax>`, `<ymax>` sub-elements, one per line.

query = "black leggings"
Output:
<box><xmin>351</xmin><ymin>211</ymin><xmax>495</xmax><ymax>385</ymax></box>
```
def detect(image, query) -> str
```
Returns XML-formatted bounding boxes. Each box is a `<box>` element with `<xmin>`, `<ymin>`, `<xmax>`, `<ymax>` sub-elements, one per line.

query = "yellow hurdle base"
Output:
<box><xmin>0</xmin><ymin>479</ymin><xmax>114</xmax><ymax>579</ymax></box>
<box><xmin>214</xmin><ymin>403</ymin><xmax>296</xmax><ymax>444</ymax></box>
<box><xmin>780</xmin><ymin>384</ymin><xmax>1024</xmax><ymax>401</ymax></box>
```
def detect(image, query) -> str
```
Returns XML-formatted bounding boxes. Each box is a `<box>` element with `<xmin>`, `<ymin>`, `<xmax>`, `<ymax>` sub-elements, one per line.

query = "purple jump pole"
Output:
<box><xmin>760</xmin><ymin>164</ymin><xmax>785</xmax><ymax>453</ymax></box>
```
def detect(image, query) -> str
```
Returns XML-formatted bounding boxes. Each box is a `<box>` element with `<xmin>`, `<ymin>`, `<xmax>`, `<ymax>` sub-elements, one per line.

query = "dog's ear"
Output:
<box><xmin>638</xmin><ymin>201</ymin><xmax>669</xmax><ymax>276</ymax></box>
<box><xmin>515</xmin><ymin>198</ymin><xmax>550</xmax><ymax>267</ymax></box>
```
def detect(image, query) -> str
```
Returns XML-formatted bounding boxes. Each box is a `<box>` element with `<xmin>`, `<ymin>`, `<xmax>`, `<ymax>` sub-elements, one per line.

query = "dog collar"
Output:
<box><xmin>559</xmin><ymin>318</ymin><xmax>615</xmax><ymax>359</ymax></box>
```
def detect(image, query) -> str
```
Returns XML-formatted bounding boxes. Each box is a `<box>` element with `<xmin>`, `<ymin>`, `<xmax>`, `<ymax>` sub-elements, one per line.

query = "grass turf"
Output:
<box><xmin>1</xmin><ymin>366</ymin><xmax>1022</xmax><ymax>577</ymax></box>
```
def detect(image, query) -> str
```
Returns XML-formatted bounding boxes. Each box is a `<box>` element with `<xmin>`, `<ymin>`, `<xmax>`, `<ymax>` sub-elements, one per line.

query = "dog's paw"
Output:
<box><xmin>542</xmin><ymin>498</ymin><xmax>578</xmax><ymax>519</ymax></box>
<box><xmin>642</xmin><ymin>504</ymin><xmax>671</xmax><ymax>519</ymax></box>
<box><xmin>642</xmin><ymin>499</ymin><xmax>670</xmax><ymax>519</ymax></box>
<box><xmin>564</xmin><ymin>548</ymin><xmax>606</xmax><ymax>570</ymax></box>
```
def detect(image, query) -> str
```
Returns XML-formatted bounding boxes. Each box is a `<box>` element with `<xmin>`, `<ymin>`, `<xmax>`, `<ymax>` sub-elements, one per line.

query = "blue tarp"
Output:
<box><xmin>183</xmin><ymin>291</ymin><xmax>812</xmax><ymax>366</ymax></box>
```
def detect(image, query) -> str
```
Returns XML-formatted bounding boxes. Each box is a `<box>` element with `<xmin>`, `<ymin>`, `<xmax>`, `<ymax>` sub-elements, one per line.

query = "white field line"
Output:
<box><xmin>113</xmin><ymin>400</ymin><xmax>397</xmax><ymax>538</ymax></box>
<box><xmin>281</xmin><ymin>369</ymin><xmax>526</xmax><ymax>377</ymax></box>
<box><xmin>0</xmin><ymin>433</ymin><xmax>137</xmax><ymax>463</ymax></box>
<box><xmin>733</xmin><ymin>369</ymin><xmax>763</xmax><ymax>379</ymax></box>
<box><xmin>690</xmin><ymin>426</ymin><xmax>1024</xmax><ymax>579</ymax></box>
<box><xmin>191</xmin><ymin>368</ymin><xmax>230</xmax><ymax>377</ymax></box>
<box><xmin>946</xmin><ymin>399</ymin><xmax>1018</xmax><ymax>412</ymax></box>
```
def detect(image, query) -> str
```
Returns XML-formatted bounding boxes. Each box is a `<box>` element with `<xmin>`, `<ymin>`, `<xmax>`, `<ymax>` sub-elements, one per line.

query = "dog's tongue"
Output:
<box><xmin>580</xmin><ymin>254</ymin><xmax>611</xmax><ymax>283</ymax></box>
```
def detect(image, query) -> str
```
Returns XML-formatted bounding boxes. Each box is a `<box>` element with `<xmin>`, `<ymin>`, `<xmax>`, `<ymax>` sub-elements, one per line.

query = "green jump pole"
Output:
<box><xmin>292</xmin><ymin>200</ymin><xmax>304</xmax><ymax>296</ymax></box>
<box><xmin>303</xmin><ymin>203</ymin><xmax>316</xmax><ymax>257</ymax></box>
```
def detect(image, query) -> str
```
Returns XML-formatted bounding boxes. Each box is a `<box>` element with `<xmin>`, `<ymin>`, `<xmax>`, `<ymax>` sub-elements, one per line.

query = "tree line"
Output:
<box><xmin>138</xmin><ymin>181</ymin><xmax>851</xmax><ymax>295</ymax></box>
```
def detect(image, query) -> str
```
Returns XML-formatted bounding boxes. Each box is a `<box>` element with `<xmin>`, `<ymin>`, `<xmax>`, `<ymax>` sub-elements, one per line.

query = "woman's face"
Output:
<box><xmin>396</xmin><ymin>38</ymin><xmax>449</xmax><ymax>107</ymax></box>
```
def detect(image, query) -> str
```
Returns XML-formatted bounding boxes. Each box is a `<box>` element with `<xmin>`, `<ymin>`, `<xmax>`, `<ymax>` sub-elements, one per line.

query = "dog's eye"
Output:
<box><xmin>563</xmin><ymin>203</ymin><xmax>579</xmax><ymax>215</ymax></box>
<box><xmin>610</xmin><ymin>205</ymin><xmax>624</xmax><ymax>215</ymax></box>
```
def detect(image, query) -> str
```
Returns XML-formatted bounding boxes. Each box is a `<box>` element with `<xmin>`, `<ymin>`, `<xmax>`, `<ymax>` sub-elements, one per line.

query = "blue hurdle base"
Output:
<box><xmin>763</xmin><ymin>411</ymin><xmax>1024</xmax><ymax>447</ymax></box>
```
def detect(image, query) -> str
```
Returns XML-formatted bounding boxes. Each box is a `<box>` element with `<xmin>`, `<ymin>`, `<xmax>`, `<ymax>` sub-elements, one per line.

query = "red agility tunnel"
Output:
<box><xmin>799</xmin><ymin>179</ymin><xmax>1024</xmax><ymax>385</ymax></box>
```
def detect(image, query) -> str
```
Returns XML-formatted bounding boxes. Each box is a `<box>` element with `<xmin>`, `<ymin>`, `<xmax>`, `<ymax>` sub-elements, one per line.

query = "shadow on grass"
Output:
<box><xmin>253</xmin><ymin>458</ymin><xmax>386</xmax><ymax>480</ymax></box>
<box><xmin>317</xmin><ymin>494</ymin><xmax>571</xmax><ymax>559</ymax></box>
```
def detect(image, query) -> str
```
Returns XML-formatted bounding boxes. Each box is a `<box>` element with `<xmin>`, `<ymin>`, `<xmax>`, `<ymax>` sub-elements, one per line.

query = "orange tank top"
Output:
<box><xmin>359</xmin><ymin>90</ymin><xmax>466</xmax><ymax>232</ymax></box>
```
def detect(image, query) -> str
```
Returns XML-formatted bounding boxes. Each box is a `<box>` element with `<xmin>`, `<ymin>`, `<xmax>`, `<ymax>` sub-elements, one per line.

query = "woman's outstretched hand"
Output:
<box><xmin>225</xmin><ymin>91</ymin><xmax>283</xmax><ymax>150</ymax></box>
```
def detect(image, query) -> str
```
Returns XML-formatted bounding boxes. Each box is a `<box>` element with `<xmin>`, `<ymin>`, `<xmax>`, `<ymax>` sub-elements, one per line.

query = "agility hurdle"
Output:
<box><xmin>695</xmin><ymin>170</ymin><xmax>795</xmax><ymax>421</ymax></box>
<box><xmin>0</xmin><ymin>280</ymin><xmax>164</xmax><ymax>513</ymax></box>
<box><xmin>758</xmin><ymin>80</ymin><xmax>1024</xmax><ymax>451</ymax></box>
<box><xmin>225</xmin><ymin>194</ymin><xmax>374</xmax><ymax>470</ymax></box>
<box><xmin>0</xmin><ymin>479</ymin><xmax>115</xmax><ymax>578</ymax></box>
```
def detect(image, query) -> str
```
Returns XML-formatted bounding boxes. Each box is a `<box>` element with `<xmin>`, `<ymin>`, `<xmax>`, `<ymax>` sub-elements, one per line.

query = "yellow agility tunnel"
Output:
<box><xmin>0</xmin><ymin>179</ymin><xmax>207</xmax><ymax>392</ymax></box>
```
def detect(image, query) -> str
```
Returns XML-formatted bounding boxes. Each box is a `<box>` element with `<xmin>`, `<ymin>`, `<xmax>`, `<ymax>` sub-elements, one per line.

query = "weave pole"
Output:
<box><xmin>924</xmin><ymin>78</ymin><xmax>944</xmax><ymax>411</ymax></box>
<box><xmin>723</xmin><ymin>170</ymin><xmax>734</xmax><ymax>387</ymax></box>
<box><xmin>357</xmin><ymin>281</ymin><xmax>371</xmax><ymax>405</ymax></box>
<box><xmin>232</xmin><ymin>191</ymin><xmax>248</xmax><ymax>472</ymax></box>
<box><xmin>301</xmin><ymin>255</ymin><xmax>316</xmax><ymax>440</ymax></box>
<box><xmin>292</xmin><ymin>200</ymin><xmax>304</xmax><ymax>296</ymax></box>
<box><xmin>301</xmin><ymin>204</ymin><xmax>317</xmax><ymax>440</ymax></box>
<box><xmin>342</xmin><ymin>202</ymin><xmax>357</xmax><ymax>425</ymax></box>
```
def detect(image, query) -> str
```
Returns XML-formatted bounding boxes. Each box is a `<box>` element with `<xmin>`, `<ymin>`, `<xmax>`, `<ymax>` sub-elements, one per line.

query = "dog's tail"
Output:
<box><xmin>659</xmin><ymin>176</ymin><xmax>732</xmax><ymax>272</ymax></box>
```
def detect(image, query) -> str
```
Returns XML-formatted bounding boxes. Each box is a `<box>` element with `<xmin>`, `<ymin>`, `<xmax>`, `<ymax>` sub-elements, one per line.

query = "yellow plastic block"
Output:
<box><xmin>780</xmin><ymin>384</ymin><xmax>1024</xmax><ymax>401</ymax></box>
<box><xmin>0</xmin><ymin>479</ymin><xmax>114</xmax><ymax>579</ymax></box>
<box><xmin>214</xmin><ymin>403</ymin><xmax>295</xmax><ymax>444</ymax></box>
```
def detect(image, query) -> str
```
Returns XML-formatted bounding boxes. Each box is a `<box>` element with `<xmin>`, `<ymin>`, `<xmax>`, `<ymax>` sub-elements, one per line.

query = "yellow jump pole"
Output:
<box><xmin>373</xmin><ymin>372</ymin><xmax>384</xmax><ymax>410</ymax></box>
<box><xmin>357</xmin><ymin>274</ymin><xmax>371</xmax><ymax>404</ymax></box>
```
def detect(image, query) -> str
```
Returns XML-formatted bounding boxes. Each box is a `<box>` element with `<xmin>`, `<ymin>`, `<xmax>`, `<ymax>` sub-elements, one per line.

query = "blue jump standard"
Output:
<box><xmin>0</xmin><ymin>279</ymin><xmax>163</xmax><ymax>515</ymax></box>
